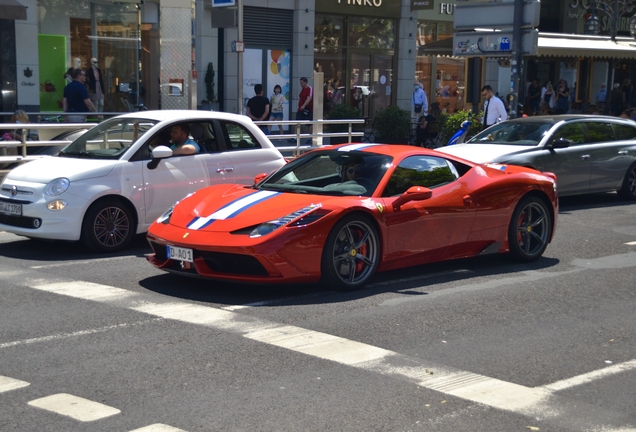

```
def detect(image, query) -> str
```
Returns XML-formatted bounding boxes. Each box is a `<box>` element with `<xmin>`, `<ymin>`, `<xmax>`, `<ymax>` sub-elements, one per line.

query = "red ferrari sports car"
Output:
<box><xmin>147</xmin><ymin>143</ymin><xmax>558</xmax><ymax>290</ymax></box>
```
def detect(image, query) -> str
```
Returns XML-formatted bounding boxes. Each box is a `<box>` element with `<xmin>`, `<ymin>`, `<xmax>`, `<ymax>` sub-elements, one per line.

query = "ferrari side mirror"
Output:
<box><xmin>392</xmin><ymin>186</ymin><xmax>433</xmax><ymax>210</ymax></box>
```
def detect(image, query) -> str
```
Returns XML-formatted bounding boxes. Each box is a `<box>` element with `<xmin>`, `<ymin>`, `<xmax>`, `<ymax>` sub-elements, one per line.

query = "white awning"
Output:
<box><xmin>537</xmin><ymin>33</ymin><xmax>636</xmax><ymax>59</ymax></box>
<box><xmin>419</xmin><ymin>32</ymin><xmax>636</xmax><ymax>60</ymax></box>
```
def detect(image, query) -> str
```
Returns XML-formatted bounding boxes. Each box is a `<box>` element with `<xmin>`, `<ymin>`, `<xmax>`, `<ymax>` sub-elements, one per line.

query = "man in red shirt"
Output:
<box><xmin>296</xmin><ymin>77</ymin><xmax>313</xmax><ymax>144</ymax></box>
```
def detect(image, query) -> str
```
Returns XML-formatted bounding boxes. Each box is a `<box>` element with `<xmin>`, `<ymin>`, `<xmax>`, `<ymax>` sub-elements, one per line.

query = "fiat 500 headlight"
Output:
<box><xmin>250</xmin><ymin>204</ymin><xmax>323</xmax><ymax>238</ymax></box>
<box><xmin>44</xmin><ymin>178</ymin><xmax>70</xmax><ymax>197</ymax></box>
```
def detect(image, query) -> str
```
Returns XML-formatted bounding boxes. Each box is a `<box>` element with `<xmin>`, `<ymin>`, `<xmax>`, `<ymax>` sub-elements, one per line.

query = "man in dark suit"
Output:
<box><xmin>86</xmin><ymin>57</ymin><xmax>105</xmax><ymax>112</ymax></box>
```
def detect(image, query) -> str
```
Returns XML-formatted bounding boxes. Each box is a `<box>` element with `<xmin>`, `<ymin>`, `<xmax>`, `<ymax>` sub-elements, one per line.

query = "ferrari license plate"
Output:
<box><xmin>167</xmin><ymin>245</ymin><xmax>193</xmax><ymax>262</ymax></box>
<box><xmin>0</xmin><ymin>202</ymin><xmax>22</xmax><ymax>216</ymax></box>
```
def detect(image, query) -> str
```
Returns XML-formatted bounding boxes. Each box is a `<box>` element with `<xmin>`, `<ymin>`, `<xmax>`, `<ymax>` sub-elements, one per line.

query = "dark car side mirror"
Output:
<box><xmin>392</xmin><ymin>186</ymin><xmax>433</xmax><ymax>210</ymax></box>
<box><xmin>547</xmin><ymin>137</ymin><xmax>571</xmax><ymax>149</ymax></box>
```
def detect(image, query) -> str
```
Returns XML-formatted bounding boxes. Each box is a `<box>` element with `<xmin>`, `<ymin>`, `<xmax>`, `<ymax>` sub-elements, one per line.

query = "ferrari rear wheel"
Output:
<box><xmin>508</xmin><ymin>196</ymin><xmax>552</xmax><ymax>262</ymax></box>
<box><xmin>618</xmin><ymin>162</ymin><xmax>636</xmax><ymax>200</ymax></box>
<box><xmin>321</xmin><ymin>215</ymin><xmax>380</xmax><ymax>291</ymax></box>
<box><xmin>81</xmin><ymin>198</ymin><xmax>134</xmax><ymax>252</ymax></box>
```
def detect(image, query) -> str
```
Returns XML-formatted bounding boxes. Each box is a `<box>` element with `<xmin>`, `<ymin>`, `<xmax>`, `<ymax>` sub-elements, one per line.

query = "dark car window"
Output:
<box><xmin>550</xmin><ymin>123</ymin><xmax>586</xmax><ymax>145</ymax></box>
<box><xmin>220</xmin><ymin>122</ymin><xmax>262</xmax><ymax>151</ymax></box>
<box><xmin>585</xmin><ymin>122</ymin><xmax>615</xmax><ymax>143</ymax></box>
<box><xmin>382</xmin><ymin>155</ymin><xmax>459</xmax><ymax>197</ymax></box>
<box><xmin>613</xmin><ymin>123</ymin><xmax>636</xmax><ymax>140</ymax></box>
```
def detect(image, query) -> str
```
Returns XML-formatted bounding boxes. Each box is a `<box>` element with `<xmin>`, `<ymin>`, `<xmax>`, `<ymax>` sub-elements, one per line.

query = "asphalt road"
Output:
<box><xmin>0</xmin><ymin>192</ymin><xmax>635</xmax><ymax>432</ymax></box>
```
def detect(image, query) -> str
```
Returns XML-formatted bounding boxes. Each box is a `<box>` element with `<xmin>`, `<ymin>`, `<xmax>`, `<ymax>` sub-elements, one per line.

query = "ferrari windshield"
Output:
<box><xmin>259</xmin><ymin>151</ymin><xmax>393</xmax><ymax>197</ymax></box>
<box><xmin>58</xmin><ymin>117</ymin><xmax>158</xmax><ymax>159</ymax></box>
<box><xmin>467</xmin><ymin>121</ymin><xmax>553</xmax><ymax>146</ymax></box>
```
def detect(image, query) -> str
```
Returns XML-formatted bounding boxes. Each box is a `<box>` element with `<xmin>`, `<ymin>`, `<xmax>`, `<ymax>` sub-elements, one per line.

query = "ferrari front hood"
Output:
<box><xmin>168</xmin><ymin>185</ymin><xmax>342</xmax><ymax>232</ymax></box>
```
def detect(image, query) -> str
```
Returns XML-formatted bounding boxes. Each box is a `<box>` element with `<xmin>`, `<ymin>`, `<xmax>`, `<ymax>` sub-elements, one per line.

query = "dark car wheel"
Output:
<box><xmin>508</xmin><ymin>196</ymin><xmax>552</xmax><ymax>262</ymax></box>
<box><xmin>618</xmin><ymin>162</ymin><xmax>636</xmax><ymax>200</ymax></box>
<box><xmin>321</xmin><ymin>215</ymin><xmax>380</xmax><ymax>291</ymax></box>
<box><xmin>81</xmin><ymin>199</ymin><xmax>134</xmax><ymax>252</ymax></box>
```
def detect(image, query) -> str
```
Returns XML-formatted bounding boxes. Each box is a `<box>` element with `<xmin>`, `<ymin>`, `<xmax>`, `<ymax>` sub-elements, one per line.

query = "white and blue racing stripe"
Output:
<box><xmin>187</xmin><ymin>190</ymin><xmax>280</xmax><ymax>230</ymax></box>
<box><xmin>338</xmin><ymin>143</ymin><xmax>379</xmax><ymax>152</ymax></box>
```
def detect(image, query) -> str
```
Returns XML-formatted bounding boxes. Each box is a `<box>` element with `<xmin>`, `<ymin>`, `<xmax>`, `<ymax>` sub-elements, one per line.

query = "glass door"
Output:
<box><xmin>349</xmin><ymin>52</ymin><xmax>393</xmax><ymax>121</ymax></box>
<box><xmin>350</xmin><ymin>53</ymin><xmax>371</xmax><ymax>118</ymax></box>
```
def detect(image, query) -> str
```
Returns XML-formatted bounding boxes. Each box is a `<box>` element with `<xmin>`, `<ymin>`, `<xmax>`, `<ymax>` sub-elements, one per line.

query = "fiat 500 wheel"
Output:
<box><xmin>618</xmin><ymin>162</ymin><xmax>636</xmax><ymax>200</ymax></box>
<box><xmin>81</xmin><ymin>199</ymin><xmax>134</xmax><ymax>252</ymax></box>
<box><xmin>321</xmin><ymin>216</ymin><xmax>380</xmax><ymax>291</ymax></box>
<box><xmin>508</xmin><ymin>196</ymin><xmax>552</xmax><ymax>262</ymax></box>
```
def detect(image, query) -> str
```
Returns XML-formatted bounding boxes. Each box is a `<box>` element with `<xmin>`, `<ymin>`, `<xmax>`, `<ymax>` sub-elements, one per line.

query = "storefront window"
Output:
<box><xmin>315</xmin><ymin>14</ymin><xmax>395</xmax><ymax>120</ymax></box>
<box><xmin>37</xmin><ymin>0</ymin><xmax>144</xmax><ymax>113</ymax></box>
<box><xmin>416</xmin><ymin>20</ymin><xmax>466</xmax><ymax>114</ymax></box>
<box><xmin>348</xmin><ymin>17</ymin><xmax>395</xmax><ymax>49</ymax></box>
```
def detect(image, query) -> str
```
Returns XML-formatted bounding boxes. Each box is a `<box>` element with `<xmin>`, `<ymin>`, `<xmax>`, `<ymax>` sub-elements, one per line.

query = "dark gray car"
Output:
<box><xmin>438</xmin><ymin>115</ymin><xmax>636</xmax><ymax>199</ymax></box>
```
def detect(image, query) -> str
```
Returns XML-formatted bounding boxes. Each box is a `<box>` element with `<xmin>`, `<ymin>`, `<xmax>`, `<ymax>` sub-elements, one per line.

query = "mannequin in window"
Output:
<box><xmin>86</xmin><ymin>57</ymin><xmax>105</xmax><ymax>112</ymax></box>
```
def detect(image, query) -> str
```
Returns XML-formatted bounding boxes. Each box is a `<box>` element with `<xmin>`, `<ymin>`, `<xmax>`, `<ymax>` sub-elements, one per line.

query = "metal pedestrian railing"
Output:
<box><xmin>0</xmin><ymin>117</ymin><xmax>366</xmax><ymax>178</ymax></box>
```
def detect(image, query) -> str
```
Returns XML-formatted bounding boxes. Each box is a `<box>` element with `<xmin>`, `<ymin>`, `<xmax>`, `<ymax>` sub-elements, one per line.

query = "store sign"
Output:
<box><xmin>317</xmin><ymin>0</ymin><xmax>401</xmax><ymax>18</ymax></box>
<box><xmin>338</xmin><ymin>0</ymin><xmax>383</xmax><ymax>6</ymax></box>
<box><xmin>412</xmin><ymin>0</ymin><xmax>434</xmax><ymax>10</ymax></box>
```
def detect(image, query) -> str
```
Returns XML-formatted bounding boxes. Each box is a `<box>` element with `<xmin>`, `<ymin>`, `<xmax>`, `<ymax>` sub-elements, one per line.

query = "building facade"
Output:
<box><xmin>1</xmin><ymin>0</ymin><xmax>422</xmax><ymax>121</ymax></box>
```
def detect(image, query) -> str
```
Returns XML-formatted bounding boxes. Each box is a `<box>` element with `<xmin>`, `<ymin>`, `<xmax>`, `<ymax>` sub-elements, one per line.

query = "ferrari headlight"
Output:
<box><xmin>44</xmin><ymin>178</ymin><xmax>70</xmax><ymax>196</ymax></box>
<box><xmin>250</xmin><ymin>204</ymin><xmax>322</xmax><ymax>238</ymax></box>
<box><xmin>156</xmin><ymin>204</ymin><xmax>175</xmax><ymax>224</ymax></box>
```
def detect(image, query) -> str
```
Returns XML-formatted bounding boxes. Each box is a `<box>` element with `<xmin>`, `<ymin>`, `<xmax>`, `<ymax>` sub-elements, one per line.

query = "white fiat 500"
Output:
<box><xmin>0</xmin><ymin>110</ymin><xmax>286</xmax><ymax>252</ymax></box>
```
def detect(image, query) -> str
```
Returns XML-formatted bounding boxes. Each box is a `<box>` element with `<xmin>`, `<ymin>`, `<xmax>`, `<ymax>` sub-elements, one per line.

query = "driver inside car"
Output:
<box><xmin>169</xmin><ymin>124</ymin><xmax>200</xmax><ymax>156</ymax></box>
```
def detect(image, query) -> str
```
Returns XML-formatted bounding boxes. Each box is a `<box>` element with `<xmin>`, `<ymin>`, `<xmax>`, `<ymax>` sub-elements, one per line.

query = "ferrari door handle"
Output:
<box><xmin>216</xmin><ymin>167</ymin><xmax>234</xmax><ymax>173</ymax></box>
<box><xmin>580</xmin><ymin>154</ymin><xmax>590</xmax><ymax>160</ymax></box>
<box><xmin>618</xmin><ymin>150</ymin><xmax>628</xmax><ymax>155</ymax></box>
<box><xmin>463</xmin><ymin>195</ymin><xmax>475</xmax><ymax>208</ymax></box>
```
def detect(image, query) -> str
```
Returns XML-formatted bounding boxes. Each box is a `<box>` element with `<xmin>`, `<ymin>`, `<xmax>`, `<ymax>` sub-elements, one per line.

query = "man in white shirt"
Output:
<box><xmin>481</xmin><ymin>85</ymin><xmax>507</xmax><ymax>128</ymax></box>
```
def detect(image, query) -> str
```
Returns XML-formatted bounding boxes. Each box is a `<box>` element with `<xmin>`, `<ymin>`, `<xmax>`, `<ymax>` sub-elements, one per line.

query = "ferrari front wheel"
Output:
<box><xmin>508</xmin><ymin>196</ymin><xmax>552</xmax><ymax>262</ymax></box>
<box><xmin>321</xmin><ymin>215</ymin><xmax>380</xmax><ymax>291</ymax></box>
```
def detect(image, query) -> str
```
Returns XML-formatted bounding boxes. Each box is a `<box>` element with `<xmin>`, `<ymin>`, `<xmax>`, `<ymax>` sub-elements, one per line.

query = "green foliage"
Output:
<box><xmin>204</xmin><ymin>62</ymin><xmax>216</xmax><ymax>103</ymax></box>
<box><xmin>374</xmin><ymin>105</ymin><xmax>411</xmax><ymax>143</ymax></box>
<box><xmin>438</xmin><ymin>110</ymin><xmax>484</xmax><ymax>145</ymax></box>
<box><xmin>327</xmin><ymin>104</ymin><xmax>362</xmax><ymax>133</ymax></box>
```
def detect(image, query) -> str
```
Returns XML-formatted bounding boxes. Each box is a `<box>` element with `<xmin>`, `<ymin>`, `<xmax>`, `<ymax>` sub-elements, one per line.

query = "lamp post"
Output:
<box><xmin>584</xmin><ymin>0</ymin><xmax>636</xmax><ymax>40</ymax></box>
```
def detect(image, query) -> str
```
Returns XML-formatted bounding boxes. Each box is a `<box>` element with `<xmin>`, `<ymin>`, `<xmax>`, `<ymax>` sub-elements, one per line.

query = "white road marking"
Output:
<box><xmin>129</xmin><ymin>424</ymin><xmax>187</xmax><ymax>432</ymax></box>
<box><xmin>539</xmin><ymin>359</ymin><xmax>636</xmax><ymax>392</ymax></box>
<box><xmin>0</xmin><ymin>319</ymin><xmax>162</xmax><ymax>350</ymax></box>
<box><xmin>27</xmin><ymin>279</ymin><xmax>636</xmax><ymax>430</ymax></box>
<box><xmin>28</xmin><ymin>393</ymin><xmax>120</xmax><ymax>422</ymax></box>
<box><xmin>0</xmin><ymin>375</ymin><xmax>30</xmax><ymax>393</ymax></box>
<box><xmin>31</xmin><ymin>256</ymin><xmax>137</xmax><ymax>269</ymax></box>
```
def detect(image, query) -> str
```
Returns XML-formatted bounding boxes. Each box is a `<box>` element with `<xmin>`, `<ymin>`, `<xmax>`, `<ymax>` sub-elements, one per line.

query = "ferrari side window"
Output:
<box><xmin>383</xmin><ymin>156</ymin><xmax>458</xmax><ymax>197</ymax></box>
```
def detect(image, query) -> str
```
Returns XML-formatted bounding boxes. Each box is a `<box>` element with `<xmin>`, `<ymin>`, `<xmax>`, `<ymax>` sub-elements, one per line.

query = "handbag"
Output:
<box><xmin>42</xmin><ymin>80</ymin><xmax>57</xmax><ymax>93</ymax></box>
<box><xmin>414</xmin><ymin>103</ymin><xmax>423</xmax><ymax>113</ymax></box>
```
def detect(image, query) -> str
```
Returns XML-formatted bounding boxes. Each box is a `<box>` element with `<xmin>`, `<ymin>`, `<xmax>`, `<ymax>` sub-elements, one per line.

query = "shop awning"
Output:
<box><xmin>418</xmin><ymin>38</ymin><xmax>454</xmax><ymax>57</ymax></box>
<box><xmin>418</xmin><ymin>32</ymin><xmax>636</xmax><ymax>60</ymax></box>
<box><xmin>537</xmin><ymin>33</ymin><xmax>636</xmax><ymax>59</ymax></box>
<box><xmin>0</xmin><ymin>0</ymin><xmax>27</xmax><ymax>20</ymax></box>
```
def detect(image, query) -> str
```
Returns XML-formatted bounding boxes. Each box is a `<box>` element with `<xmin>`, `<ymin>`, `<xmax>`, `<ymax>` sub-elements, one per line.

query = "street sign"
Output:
<box><xmin>454</xmin><ymin>0</ymin><xmax>541</xmax><ymax>30</ymax></box>
<box><xmin>212</xmin><ymin>0</ymin><xmax>235</xmax><ymax>6</ymax></box>
<box><xmin>452</xmin><ymin>30</ymin><xmax>539</xmax><ymax>56</ymax></box>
